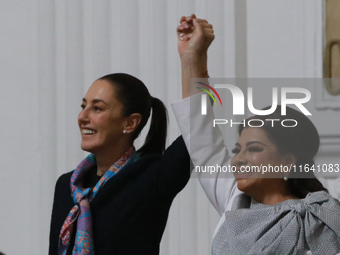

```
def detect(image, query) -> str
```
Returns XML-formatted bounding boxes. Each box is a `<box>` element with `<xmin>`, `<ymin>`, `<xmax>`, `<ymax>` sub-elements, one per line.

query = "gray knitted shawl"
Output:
<box><xmin>212</xmin><ymin>191</ymin><xmax>340</xmax><ymax>255</ymax></box>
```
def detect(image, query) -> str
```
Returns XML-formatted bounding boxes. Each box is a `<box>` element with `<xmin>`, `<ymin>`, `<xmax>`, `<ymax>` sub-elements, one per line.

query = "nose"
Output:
<box><xmin>78</xmin><ymin>107</ymin><xmax>90</xmax><ymax>126</ymax></box>
<box><xmin>232</xmin><ymin>150</ymin><xmax>247</xmax><ymax>167</ymax></box>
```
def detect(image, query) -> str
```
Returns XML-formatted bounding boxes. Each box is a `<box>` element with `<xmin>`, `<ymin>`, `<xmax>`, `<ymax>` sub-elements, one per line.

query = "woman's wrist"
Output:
<box><xmin>180</xmin><ymin>52</ymin><xmax>208</xmax><ymax>77</ymax></box>
<box><xmin>180</xmin><ymin>51</ymin><xmax>207</xmax><ymax>62</ymax></box>
<box><xmin>181</xmin><ymin>52</ymin><xmax>209</xmax><ymax>98</ymax></box>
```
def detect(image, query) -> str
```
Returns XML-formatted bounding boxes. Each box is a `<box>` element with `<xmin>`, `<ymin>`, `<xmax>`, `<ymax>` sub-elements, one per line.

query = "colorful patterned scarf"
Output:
<box><xmin>58</xmin><ymin>147</ymin><xmax>139</xmax><ymax>255</ymax></box>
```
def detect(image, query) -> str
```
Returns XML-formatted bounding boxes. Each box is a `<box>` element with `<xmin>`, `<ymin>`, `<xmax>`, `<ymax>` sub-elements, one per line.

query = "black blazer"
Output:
<box><xmin>49</xmin><ymin>136</ymin><xmax>191</xmax><ymax>255</ymax></box>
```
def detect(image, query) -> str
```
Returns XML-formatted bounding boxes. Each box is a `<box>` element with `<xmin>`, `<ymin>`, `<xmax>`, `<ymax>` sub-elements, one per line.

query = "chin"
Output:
<box><xmin>80</xmin><ymin>142</ymin><xmax>96</xmax><ymax>153</ymax></box>
<box><xmin>236</xmin><ymin>178</ymin><xmax>254</xmax><ymax>193</ymax></box>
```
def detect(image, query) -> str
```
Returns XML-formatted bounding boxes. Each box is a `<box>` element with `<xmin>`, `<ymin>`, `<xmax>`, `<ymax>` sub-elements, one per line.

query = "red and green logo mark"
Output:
<box><xmin>197</xmin><ymin>82</ymin><xmax>223</xmax><ymax>106</ymax></box>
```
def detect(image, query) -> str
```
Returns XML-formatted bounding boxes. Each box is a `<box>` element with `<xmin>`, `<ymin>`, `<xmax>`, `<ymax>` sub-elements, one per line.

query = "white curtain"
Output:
<box><xmin>0</xmin><ymin>1</ymin><xmax>339</xmax><ymax>254</ymax></box>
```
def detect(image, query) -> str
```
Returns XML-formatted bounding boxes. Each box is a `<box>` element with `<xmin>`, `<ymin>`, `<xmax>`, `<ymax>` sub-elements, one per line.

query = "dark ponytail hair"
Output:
<box><xmin>238</xmin><ymin>105</ymin><xmax>328</xmax><ymax>198</ymax></box>
<box><xmin>99</xmin><ymin>73</ymin><xmax>168</xmax><ymax>156</ymax></box>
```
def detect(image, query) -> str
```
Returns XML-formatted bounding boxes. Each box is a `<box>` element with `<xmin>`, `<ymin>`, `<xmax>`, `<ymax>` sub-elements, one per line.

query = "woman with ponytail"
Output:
<box><xmin>49</xmin><ymin>73</ymin><xmax>190</xmax><ymax>255</ymax></box>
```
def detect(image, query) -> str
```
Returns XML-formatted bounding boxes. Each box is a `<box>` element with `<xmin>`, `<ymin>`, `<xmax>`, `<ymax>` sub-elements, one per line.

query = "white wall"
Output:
<box><xmin>245</xmin><ymin>0</ymin><xmax>340</xmax><ymax>199</ymax></box>
<box><xmin>0</xmin><ymin>1</ymin><xmax>338</xmax><ymax>255</ymax></box>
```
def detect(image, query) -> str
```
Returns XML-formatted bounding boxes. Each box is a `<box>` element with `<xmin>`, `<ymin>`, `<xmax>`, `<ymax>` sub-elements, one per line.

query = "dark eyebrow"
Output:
<box><xmin>82</xmin><ymin>98</ymin><xmax>108</xmax><ymax>105</ymax></box>
<box><xmin>246</xmin><ymin>141</ymin><xmax>266</xmax><ymax>146</ymax></box>
<box><xmin>235</xmin><ymin>141</ymin><xmax>266</xmax><ymax>147</ymax></box>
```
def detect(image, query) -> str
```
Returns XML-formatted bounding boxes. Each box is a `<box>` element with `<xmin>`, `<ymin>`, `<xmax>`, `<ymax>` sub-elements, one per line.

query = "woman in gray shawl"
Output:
<box><xmin>172</xmin><ymin>14</ymin><xmax>340</xmax><ymax>255</ymax></box>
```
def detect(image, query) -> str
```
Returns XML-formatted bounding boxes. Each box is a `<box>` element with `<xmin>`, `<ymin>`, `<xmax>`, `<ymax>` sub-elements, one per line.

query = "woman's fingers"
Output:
<box><xmin>181</xmin><ymin>21</ymin><xmax>190</xmax><ymax>29</ymax></box>
<box><xmin>177</xmin><ymin>18</ymin><xmax>195</xmax><ymax>41</ymax></box>
<box><xmin>203</xmin><ymin>28</ymin><xmax>214</xmax><ymax>34</ymax></box>
<box><xmin>177</xmin><ymin>27</ymin><xmax>192</xmax><ymax>40</ymax></box>
<box><xmin>177</xmin><ymin>14</ymin><xmax>214</xmax><ymax>52</ymax></box>
<box><xmin>180</xmin><ymin>14</ymin><xmax>196</xmax><ymax>23</ymax></box>
<box><xmin>180</xmin><ymin>34</ymin><xmax>191</xmax><ymax>41</ymax></box>
<box><xmin>202</xmin><ymin>23</ymin><xmax>213</xmax><ymax>29</ymax></box>
<box><xmin>179</xmin><ymin>17</ymin><xmax>213</xmax><ymax>40</ymax></box>
<box><xmin>191</xmin><ymin>18</ymin><xmax>215</xmax><ymax>48</ymax></box>
<box><xmin>178</xmin><ymin>22</ymin><xmax>193</xmax><ymax>31</ymax></box>
<box><xmin>193</xmin><ymin>19</ymin><xmax>214</xmax><ymax>35</ymax></box>
<box><xmin>178</xmin><ymin>15</ymin><xmax>210</xmax><ymax>34</ymax></box>
<box><xmin>192</xmin><ymin>19</ymin><xmax>204</xmax><ymax>36</ymax></box>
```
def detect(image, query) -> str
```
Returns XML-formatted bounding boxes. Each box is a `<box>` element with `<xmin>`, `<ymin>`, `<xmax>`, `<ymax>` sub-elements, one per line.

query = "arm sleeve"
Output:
<box><xmin>49</xmin><ymin>176</ymin><xmax>63</xmax><ymax>255</ymax></box>
<box><xmin>152</xmin><ymin>135</ymin><xmax>192</xmax><ymax>198</ymax></box>
<box><xmin>171</xmin><ymin>93</ymin><xmax>242</xmax><ymax>215</ymax></box>
<box><xmin>49</xmin><ymin>173</ymin><xmax>74</xmax><ymax>255</ymax></box>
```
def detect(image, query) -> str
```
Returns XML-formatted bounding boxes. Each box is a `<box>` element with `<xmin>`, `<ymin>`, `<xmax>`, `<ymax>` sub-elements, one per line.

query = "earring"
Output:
<box><xmin>123</xmin><ymin>130</ymin><xmax>126</xmax><ymax>134</ymax></box>
<box><xmin>283</xmin><ymin>175</ymin><xmax>288</xmax><ymax>181</ymax></box>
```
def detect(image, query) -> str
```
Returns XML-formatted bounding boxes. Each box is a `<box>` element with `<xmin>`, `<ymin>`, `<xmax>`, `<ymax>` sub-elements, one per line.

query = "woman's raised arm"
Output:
<box><xmin>177</xmin><ymin>14</ymin><xmax>214</xmax><ymax>98</ymax></box>
<box><xmin>173</xmin><ymin>15</ymin><xmax>240</xmax><ymax>215</ymax></box>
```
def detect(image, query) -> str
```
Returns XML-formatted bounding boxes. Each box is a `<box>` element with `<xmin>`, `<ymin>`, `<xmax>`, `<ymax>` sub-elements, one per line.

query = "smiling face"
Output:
<box><xmin>78</xmin><ymin>79</ymin><xmax>128</xmax><ymax>155</ymax></box>
<box><xmin>231</xmin><ymin>127</ymin><xmax>295</xmax><ymax>202</ymax></box>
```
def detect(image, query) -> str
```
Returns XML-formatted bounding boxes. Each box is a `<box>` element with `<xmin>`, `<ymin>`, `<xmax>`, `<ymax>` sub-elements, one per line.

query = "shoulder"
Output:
<box><xmin>305</xmin><ymin>190</ymin><xmax>340</xmax><ymax>209</ymax></box>
<box><xmin>123</xmin><ymin>136</ymin><xmax>190</xmax><ymax>195</ymax></box>
<box><xmin>51</xmin><ymin>171</ymin><xmax>75</xmax><ymax>217</ymax></box>
<box><xmin>162</xmin><ymin>136</ymin><xmax>188</xmax><ymax>159</ymax></box>
<box><xmin>53</xmin><ymin>171</ymin><xmax>74</xmax><ymax>199</ymax></box>
<box><xmin>55</xmin><ymin>170</ymin><xmax>73</xmax><ymax>187</ymax></box>
<box><xmin>134</xmin><ymin>136</ymin><xmax>188</xmax><ymax>169</ymax></box>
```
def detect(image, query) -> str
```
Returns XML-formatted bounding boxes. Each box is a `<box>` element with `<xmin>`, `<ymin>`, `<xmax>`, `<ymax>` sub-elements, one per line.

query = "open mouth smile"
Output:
<box><xmin>82</xmin><ymin>128</ymin><xmax>97</xmax><ymax>135</ymax></box>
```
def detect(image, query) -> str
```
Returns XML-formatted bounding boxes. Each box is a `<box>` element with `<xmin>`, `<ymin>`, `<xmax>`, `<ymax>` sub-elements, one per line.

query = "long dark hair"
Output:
<box><xmin>99</xmin><ymin>73</ymin><xmax>168</xmax><ymax>156</ymax></box>
<box><xmin>238</xmin><ymin>105</ymin><xmax>328</xmax><ymax>198</ymax></box>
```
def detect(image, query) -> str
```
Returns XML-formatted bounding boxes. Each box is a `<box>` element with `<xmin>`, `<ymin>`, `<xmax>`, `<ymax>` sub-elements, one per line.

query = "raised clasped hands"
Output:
<box><xmin>177</xmin><ymin>14</ymin><xmax>215</xmax><ymax>59</ymax></box>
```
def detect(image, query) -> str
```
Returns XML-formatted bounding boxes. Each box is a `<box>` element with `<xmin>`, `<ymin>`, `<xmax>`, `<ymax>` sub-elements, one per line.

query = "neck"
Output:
<box><xmin>94</xmin><ymin>143</ymin><xmax>132</xmax><ymax>176</ymax></box>
<box><xmin>250</xmin><ymin>180</ymin><xmax>298</xmax><ymax>205</ymax></box>
<box><xmin>254</xmin><ymin>193</ymin><xmax>297</xmax><ymax>205</ymax></box>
